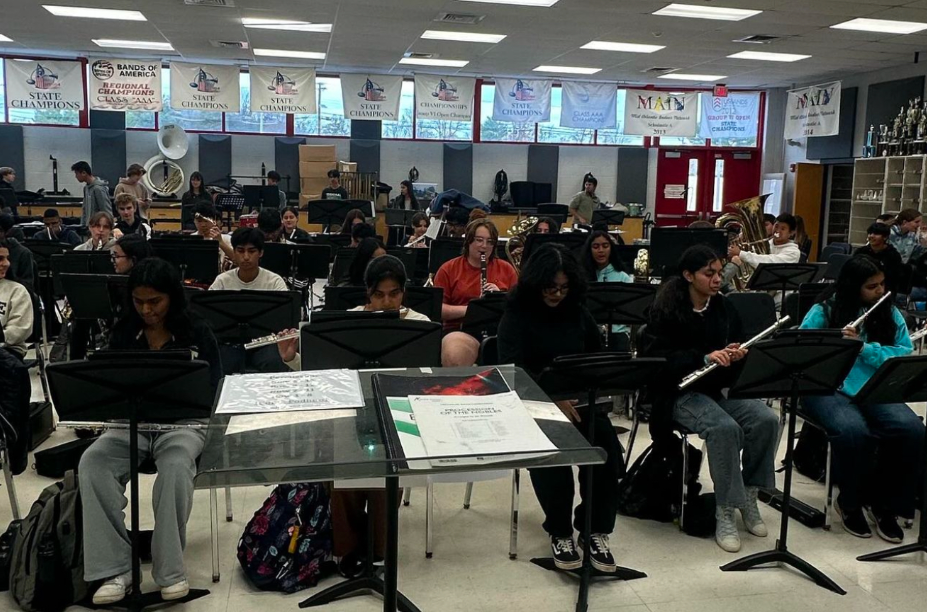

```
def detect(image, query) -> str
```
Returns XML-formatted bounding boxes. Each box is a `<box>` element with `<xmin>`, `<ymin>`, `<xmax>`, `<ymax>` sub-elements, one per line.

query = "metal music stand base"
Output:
<box><xmin>299</xmin><ymin>572</ymin><xmax>420</xmax><ymax>612</ymax></box>
<box><xmin>82</xmin><ymin>589</ymin><xmax>210</xmax><ymax>611</ymax></box>
<box><xmin>530</xmin><ymin>558</ymin><xmax>647</xmax><ymax>582</ymax></box>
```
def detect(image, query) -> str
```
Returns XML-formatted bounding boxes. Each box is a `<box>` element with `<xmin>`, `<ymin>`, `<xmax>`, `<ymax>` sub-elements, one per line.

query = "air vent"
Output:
<box><xmin>211</xmin><ymin>40</ymin><xmax>249</xmax><ymax>49</ymax></box>
<box><xmin>434</xmin><ymin>12</ymin><xmax>484</xmax><ymax>25</ymax></box>
<box><xmin>641</xmin><ymin>67</ymin><xmax>677</xmax><ymax>74</ymax></box>
<box><xmin>735</xmin><ymin>35</ymin><xmax>780</xmax><ymax>44</ymax></box>
<box><xmin>405</xmin><ymin>52</ymin><xmax>436</xmax><ymax>59</ymax></box>
<box><xmin>184</xmin><ymin>0</ymin><xmax>235</xmax><ymax>6</ymax></box>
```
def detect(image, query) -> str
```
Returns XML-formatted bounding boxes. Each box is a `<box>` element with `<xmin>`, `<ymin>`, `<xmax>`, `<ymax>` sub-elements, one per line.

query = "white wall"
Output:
<box><xmin>472</xmin><ymin>143</ymin><xmax>528</xmax><ymax>204</ymax></box>
<box><xmin>380</xmin><ymin>140</ymin><xmax>443</xmax><ymax>189</ymax></box>
<box><xmin>557</xmin><ymin>146</ymin><xmax>618</xmax><ymax>204</ymax></box>
<box><xmin>22</xmin><ymin>127</ymin><xmax>91</xmax><ymax>193</ymax></box>
<box><xmin>231</xmin><ymin>135</ymin><xmax>276</xmax><ymax>182</ymax></box>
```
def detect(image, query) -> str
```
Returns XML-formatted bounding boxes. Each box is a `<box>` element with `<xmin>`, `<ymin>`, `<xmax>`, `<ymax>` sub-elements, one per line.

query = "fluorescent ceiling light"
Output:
<box><xmin>253</xmin><ymin>48</ymin><xmax>326</xmax><ymax>59</ymax></box>
<box><xmin>43</xmin><ymin>5</ymin><xmax>146</xmax><ymax>20</ymax></box>
<box><xmin>658</xmin><ymin>73</ymin><xmax>726</xmax><ymax>81</ymax></box>
<box><xmin>830</xmin><ymin>18</ymin><xmax>927</xmax><ymax>35</ymax></box>
<box><xmin>458</xmin><ymin>0</ymin><xmax>559</xmax><ymax>6</ymax></box>
<box><xmin>421</xmin><ymin>30</ymin><xmax>506</xmax><ymax>43</ymax></box>
<box><xmin>0</xmin><ymin>34</ymin><xmax>11</xmax><ymax>43</ymax></box>
<box><xmin>93</xmin><ymin>39</ymin><xmax>174</xmax><ymax>51</ymax></box>
<box><xmin>728</xmin><ymin>50</ymin><xmax>810</xmax><ymax>62</ymax></box>
<box><xmin>654</xmin><ymin>3</ymin><xmax>760</xmax><ymax>21</ymax></box>
<box><xmin>242</xmin><ymin>18</ymin><xmax>332</xmax><ymax>33</ymax></box>
<box><xmin>399</xmin><ymin>58</ymin><xmax>469</xmax><ymax>67</ymax></box>
<box><xmin>534</xmin><ymin>65</ymin><xmax>601</xmax><ymax>74</ymax></box>
<box><xmin>581</xmin><ymin>41</ymin><xmax>664</xmax><ymax>53</ymax></box>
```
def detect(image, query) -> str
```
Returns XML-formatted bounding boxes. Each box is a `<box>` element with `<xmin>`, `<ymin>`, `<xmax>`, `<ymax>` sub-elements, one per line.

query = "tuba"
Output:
<box><xmin>504</xmin><ymin>215</ymin><xmax>538</xmax><ymax>275</ymax></box>
<box><xmin>715</xmin><ymin>194</ymin><xmax>771</xmax><ymax>291</ymax></box>
<box><xmin>142</xmin><ymin>124</ymin><xmax>188</xmax><ymax>197</ymax></box>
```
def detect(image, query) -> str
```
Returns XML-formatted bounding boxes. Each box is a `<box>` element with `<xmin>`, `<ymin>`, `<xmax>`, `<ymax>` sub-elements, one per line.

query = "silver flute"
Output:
<box><xmin>910</xmin><ymin>326</ymin><xmax>927</xmax><ymax>343</ymax></box>
<box><xmin>58</xmin><ymin>421</ymin><xmax>211</xmax><ymax>432</ymax></box>
<box><xmin>848</xmin><ymin>291</ymin><xmax>892</xmax><ymax>329</ymax></box>
<box><xmin>679</xmin><ymin>316</ymin><xmax>791</xmax><ymax>390</ymax></box>
<box><xmin>244</xmin><ymin>329</ymin><xmax>300</xmax><ymax>350</ymax></box>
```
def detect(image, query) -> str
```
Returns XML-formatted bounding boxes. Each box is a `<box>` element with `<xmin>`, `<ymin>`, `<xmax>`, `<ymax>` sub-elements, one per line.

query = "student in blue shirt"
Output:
<box><xmin>799</xmin><ymin>255</ymin><xmax>923</xmax><ymax>544</ymax></box>
<box><xmin>582</xmin><ymin>230</ymin><xmax>633</xmax><ymax>352</ymax></box>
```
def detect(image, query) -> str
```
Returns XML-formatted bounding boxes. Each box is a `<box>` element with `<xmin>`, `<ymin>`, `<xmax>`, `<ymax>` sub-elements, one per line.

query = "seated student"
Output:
<box><xmin>888</xmin><ymin>208</ymin><xmax>925</xmax><ymax>265</ymax></box>
<box><xmin>346</xmin><ymin>237</ymin><xmax>387</xmax><ymax>286</ymax></box>
<box><xmin>209</xmin><ymin>227</ymin><xmax>288</xmax><ymax>374</ymax></box>
<box><xmin>282</xmin><ymin>206</ymin><xmax>310</xmax><ymax>242</ymax></box>
<box><xmin>762</xmin><ymin>213</ymin><xmax>776</xmax><ymax>238</ymax></box>
<box><xmin>535</xmin><ymin>216</ymin><xmax>560</xmax><ymax>235</ymax></box>
<box><xmin>875</xmin><ymin>213</ymin><xmax>896</xmax><ymax>226</ymax></box>
<box><xmin>644</xmin><ymin>245</ymin><xmax>778</xmax><ymax>553</ymax></box>
<box><xmin>266</xmin><ymin>170</ymin><xmax>288</xmax><ymax>210</ymax></box>
<box><xmin>582</xmin><ymin>230</ymin><xmax>633</xmax><ymax>351</ymax></box>
<box><xmin>350</xmin><ymin>222</ymin><xmax>377</xmax><ymax>247</ymax></box>
<box><xmin>406</xmin><ymin>212</ymin><xmax>429</xmax><ymax>247</ymax></box>
<box><xmin>435</xmin><ymin>219</ymin><xmax>518</xmax><ymax>367</ymax></box>
<box><xmin>497</xmin><ymin>243</ymin><xmax>621</xmax><ymax>572</ymax></box>
<box><xmin>854</xmin><ymin>223</ymin><xmax>903</xmax><ymax>295</ymax></box>
<box><xmin>340</xmin><ymin>209</ymin><xmax>366</xmax><ymax>235</ymax></box>
<box><xmin>799</xmin><ymin>256</ymin><xmax>923</xmax><ymax>542</ymax></box>
<box><xmin>80</xmin><ymin>257</ymin><xmax>221</xmax><ymax>605</ymax></box>
<box><xmin>322</xmin><ymin>169</ymin><xmax>350</xmax><ymax>201</ymax></box>
<box><xmin>257</xmin><ymin>208</ymin><xmax>287</xmax><ymax>243</ymax></box>
<box><xmin>111</xmin><ymin>234</ymin><xmax>154</xmax><ymax>275</ymax></box>
<box><xmin>0</xmin><ymin>215</ymin><xmax>35</xmax><ymax>293</ymax></box>
<box><xmin>0</xmin><ymin>239</ymin><xmax>34</xmax><ymax>361</ymax></box>
<box><xmin>443</xmin><ymin>206</ymin><xmax>470</xmax><ymax>239</ymax></box>
<box><xmin>728</xmin><ymin>213</ymin><xmax>801</xmax><ymax>268</ymax></box>
<box><xmin>33</xmin><ymin>208</ymin><xmax>82</xmax><ymax>245</ymax></box>
<box><xmin>113</xmin><ymin>194</ymin><xmax>152</xmax><ymax>240</ymax></box>
<box><xmin>76</xmin><ymin>211</ymin><xmax>117</xmax><ymax>251</ymax></box>
<box><xmin>191</xmin><ymin>202</ymin><xmax>234</xmax><ymax>269</ymax></box>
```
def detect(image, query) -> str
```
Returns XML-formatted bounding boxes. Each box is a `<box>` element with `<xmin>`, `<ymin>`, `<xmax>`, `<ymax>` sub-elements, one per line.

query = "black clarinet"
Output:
<box><xmin>480</xmin><ymin>252</ymin><xmax>488</xmax><ymax>297</ymax></box>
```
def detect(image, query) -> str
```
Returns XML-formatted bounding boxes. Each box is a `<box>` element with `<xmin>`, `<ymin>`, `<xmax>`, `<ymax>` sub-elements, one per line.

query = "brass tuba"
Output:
<box><xmin>504</xmin><ymin>215</ymin><xmax>538</xmax><ymax>274</ymax></box>
<box><xmin>715</xmin><ymin>194</ymin><xmax>771</xmax><ymax>291</ymax></box>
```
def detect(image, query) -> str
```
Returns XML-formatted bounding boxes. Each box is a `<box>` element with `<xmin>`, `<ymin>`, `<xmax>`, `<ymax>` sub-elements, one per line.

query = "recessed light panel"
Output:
<box><xmin>654</xmin><ymin>3</ymin><xmax>760</xmax><ymax>21</ymax></box>
<box><xmin>658</xmin><ymin>73</ymin><xmax>726</xmax><ymax>81</ymax></box>
<box><xmin>399</xmin><ymin>58</ymin><xmax>470</xmax><ymax>67</ymax></box>
<box><xmin>728</xmin><ymin>51</ymin><xmax>810</xmax><ymax>62</ymax></box>
<box><xmin>93</xmin><ymin>39</ymin><xmax>174</xmax><ymax>51</ymax></box>
<box><xmin>534</xmin><ymin>65</ymin><xmax>601</xmax><ymax>74</ymax></box>
<box><xmin>253</xmin><ymin>49</ymin><xmax>326</xmax><ymax>59</ymax></box>
<box><xmin>458</xmin><ymin>0</ymin><xmax>559</xmax><ymax>6</ymax></box>
<box><xmin>242</xmin><ymin>18</ymin><xmax>332</xmax><ymax>32</ymax></box>
<box><xmin>43</xmin><ymin>5</ymin><xmax>146</xmax><ymax>20</ymax></box>
<box><xmin>421</xmin><ymin>30</ymin><xmax>506</xmax><ymax>43</ymax></box>
<box><xmin>830</xmin><ymin>18</ymin><xmax>927</xmax><ymax>35</ymax></box>
<box><xmin>581</xmin><ymin>41</ymin><xmax>665</xmax><ymax>53</ymax></box>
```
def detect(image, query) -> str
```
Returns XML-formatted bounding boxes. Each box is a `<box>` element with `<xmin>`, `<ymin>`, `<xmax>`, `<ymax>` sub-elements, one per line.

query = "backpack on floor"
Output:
<box><xmin>237</xmin><ymin>482</ymin><xmax>335</xmax><ymax>593</ymax></box>
<box><xmin>9</xmin><ymin>470</ymin><xmax>87</xmax><ymax>612</ymax></box>
<box><xmin>616</xmin><ymin>437</ymin><xmax>702</xmax><ymax>523</ymax></box>
<box><xmin>793</xmin><ymin>424</ymin><xmax>828</xmax><ymax>483</ymax></box>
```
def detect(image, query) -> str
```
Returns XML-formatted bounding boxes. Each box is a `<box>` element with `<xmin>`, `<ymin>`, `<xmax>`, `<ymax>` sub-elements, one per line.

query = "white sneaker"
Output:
<box><xmin>715</xmin><ymin>505</ymin><xmax>741</xmax><ymax>553</ymax></box>
<box><xmin>92</xmin><ymin>571</ymin><xmax>132</xmax><ymax>605</ymax></box>
<box><xmin>740</xmin><ymin>487</ymin><xmax>768</xmax><ymax>537</ymax></box>
<box><xmin>160</xmin><ymin>579</ymin><xmax>190</xmax><ymax>601</ymax></box>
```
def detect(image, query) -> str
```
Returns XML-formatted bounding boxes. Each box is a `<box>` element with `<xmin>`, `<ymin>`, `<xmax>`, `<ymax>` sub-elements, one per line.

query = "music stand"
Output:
<box><xmin>150</xmin><ymin>239</ymin><xmax>219</xmax><ymax>285</ymax></box>
<box><xmin>591</xmin><ymin>209</ymin><xmax>625</xmax><ymax>227</ymax></box>
<box><xmin>311</xmin><ymin>233</ymin><xmax>351</xmax><ymax>261</ymax></box>
<box><xmin>24</xmin><ymin>239</ymin><xmax>74</xmax><ymax>275</ymax></box>
<box><xmin>60</xmin><ymin>273</ymin><xmax>127</xmax><ymax>320</ymax></box>
<box><xmin>522</xmin><ymin>232</ymin><xmax>587</xmax><ymax>267</ymax></box>
<box><xmin>536</xmin><ymin>355</ymin><xmax>661</xmax><ymax>611</ymax></box>
<box><xmin>323</xmin><ymin>286</ymin><xmax>368</xmax><ymax>311</ymax></box>
<box><xmin>51</xmin><ymin>251</ymin><xmax>114</xmax><ymax>296</ymax></box>
<box><xmin>586</xmin><ymin>283</ymin><xmax>658</xmax><ymax>350</ymax></box>
<box><xmin>428</xmin><ymin>238</ymin><xmax>463</xmax><ymax>275</ymax></box>
<box><xmin>45</xmin><ymin>358</ymin><xmax>214</xmax><ymax>611</ymax></box>
<box><xmin>299</xmin><ymin>319</ymin><xmax>441</xmax><ymax>369</ymax></box>
<box><xmin>261</xmin><ymin>243</ymin><xmax>330</xmax><ymax>310</ymax></box>
<box><xmin>215</xmin><ymin>194</ymin><xmax>245</xmax><ymax>232</ymax></box>
<box><xmin>307</xmin><ymin>200</ymin><xmax>360</xmax><ymax>232</ymax></box>
<box><xmin>720</xmin><ymin>331</ymin><xmax>862</xmax><ymax>595</ymax></box>
<box><xmin>853</xmin><ymin>355</ymin><xmax>927</xmax><ymax>563</ymax></box>
<box><xmin>746</xmin><ymin>263</ymin><xmax>826</xmax><ymax>317</ymax></box>
<box><xmin>188</xmin><ymin>290</ymin><xmax>301</xmax><ymax>344</ymax></box>
<box><xmin>330</xmin><ymin>247</ymin><xmax>357</xmax><ymax>286</ymax></box>
<box><xmin>385</xmin><ymin>209</ymin><xmax>417</xmax><ymax>245</ymax></box>
<box><xmin>385</xmin><ymin>247</ymin><xmax>418</xmax><ymax>282</ymax></box>
<box><xmin>649</xmin><ymin>228</ymin><xmax>728</xmax><ymax>278</ymax></box>
<box><xmin>401</xmin><ymin>286</ymin><xmax>443</xmax><ymax>322</ymax></box>
<box><xmin>461</xmin><ymin>293</ymin><xmax>508</xmax><ymax>339</ymax></box>
<box><xmin>242</xmin><ymin>185</ymin><xmax>280</xmax><ymax>212</ymax></box>
<box><xmin>309</xmin><ymin>310</ymin><xmax>399</xmax><ymax>325</ymax></box>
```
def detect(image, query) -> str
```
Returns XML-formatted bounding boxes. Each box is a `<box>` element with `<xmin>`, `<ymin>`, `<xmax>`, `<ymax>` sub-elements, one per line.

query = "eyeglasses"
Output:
<box><xmin>542</xmin><ymin>284</ymin><xmax>570</xmax><ymax>296</ymax></box>
<box><xmin>111</xmin><ymin>253</ymin><xmax>128</xmax><ymax>261</ymax></box>
<box><xmin>472</xmin><ymin>237</ymin><xmax>496</xmax><ymax>246</ymax></box>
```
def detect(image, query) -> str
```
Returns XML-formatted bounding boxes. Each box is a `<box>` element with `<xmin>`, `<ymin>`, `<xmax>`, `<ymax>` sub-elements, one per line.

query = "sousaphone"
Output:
<box><xmin>142</xmin><ymin>124</ymin><xmax>189</xmax><ymax>197</ymax></box>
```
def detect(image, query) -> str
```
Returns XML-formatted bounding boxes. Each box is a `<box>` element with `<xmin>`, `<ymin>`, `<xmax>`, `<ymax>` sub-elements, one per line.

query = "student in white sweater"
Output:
<box><xmin>0</xmin><ymin>239</ymin><xmax>34</xmax><ymax>359</ymax></box>
<box><xmin>728</xmin><ymin>213</ymin><xmax>801</xmax><ymax>270</ymax></box>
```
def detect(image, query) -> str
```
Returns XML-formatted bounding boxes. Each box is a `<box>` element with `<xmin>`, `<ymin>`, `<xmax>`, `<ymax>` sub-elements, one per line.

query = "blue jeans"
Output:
<box><xmin>673</xmin><ymin>393</ymin><xmax>778</xmax><ymax>507</ymax></box>
<box><xmin>801</xmin><ymin>393</ymin><xmax>924</xmax><ymax>516</ymax></box>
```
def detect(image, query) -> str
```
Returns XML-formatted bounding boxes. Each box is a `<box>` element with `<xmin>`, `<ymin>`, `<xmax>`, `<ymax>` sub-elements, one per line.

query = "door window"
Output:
<box><xmin>686</xmin><ymin>158</ymin><xmax>699</xmax><ymax>213</ymax></box>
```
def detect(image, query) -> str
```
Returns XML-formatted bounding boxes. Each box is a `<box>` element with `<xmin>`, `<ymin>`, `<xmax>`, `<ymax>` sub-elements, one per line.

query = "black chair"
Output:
<box><xmin>478</xmin><ymin>336</ymin><xmax>499</xmax><ymax>366</ymax></box>
<box><xmin>823</xmin><ymin>253</ymin><xmax>852</xmax><ymax>281</ymax></box>
<box><xmin>819</xmin><ymin>244</ymin><xmax>844</xmax><ymax>264</ymax></box>
<box><xmin>725</xmin><ymin>292</ymin><xmax>777</xmax><ymax>338</ymax></box>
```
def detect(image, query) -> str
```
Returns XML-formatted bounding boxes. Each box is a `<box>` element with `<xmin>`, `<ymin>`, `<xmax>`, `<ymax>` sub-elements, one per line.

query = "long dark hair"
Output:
<box><xmin>509</xmin><ymin>243</ymin><xmax>587</xmax><ymax>312</ymax></box>
<box><xmin>188</xmin><ymin>171</ymin><xmax>206</xmax><ymax>195</ymax></box>
<box><xmin>582</xmin><ymin>230</ymin><xmax>628</xmax><ymax>280</ymax></box>
<box><xmin>114</xmin><ymin>257</ymin><xmax>196</xmax><ymax>342</ymax></box>
<box><xmin>817</xmin><ymin>255</ymin><xmax>896</xmax><ymax>345</ymax></box>
<box><xmin>349</xmin><ymin>237</ymin><xmax>385</xmax><ymax>286</ymax></box>
<box><xmin>340</xmin><ymin>209</ymin><xmax>366</xmax><ymax>234</ymax></box>
<box><xmin>400</xmin><ymin>180</ymin><xmax>419</xmax><ymax>210</ymax></box>
<box><xmin>651</xmin><ymin>244</ymin><xmax>722</xmax><ymax>326</ymax></box>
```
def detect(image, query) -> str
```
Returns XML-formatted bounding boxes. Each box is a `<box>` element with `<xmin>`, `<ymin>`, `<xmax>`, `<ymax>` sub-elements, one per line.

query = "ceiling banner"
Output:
<box><xmin>414</xmin><ymin>75</ymin><xmax>475</xmax><ymax>122</ymax></box>
<box><xmin>88</xmin><ymin>59</ymin><xmax>161</xmax><ymax>111</ymax></box>
<box><xmin>623</xmin><ymin>89</ymin><xmax>698</xmax><ymax>137</ymax></box>
<box><xmin>699</xmin><ymin>92</ymin><xmax>760</xmax><ymax>140</ymax></box>
<box><xmin>340</xmin><ymin>74</ymin><xmax>403</xmax><ymax>120</ymax></box>
<box><xmin>4</xmin><ymin>59</ymin><xmax>85</xmax><ymax>113</ymax></box>
<box><xmin>492</xmin><ymin>78</ymin><xmax>551</xmax><ymax>123</ymax></box>
<box><xmin>249</xmin><ymin>66</ymin><xmax>317</xmax><ymax>114</ymax></box>
<box><xmin>560</xmin><ymin>81</ymin><xmax>617</xmax><ymax>129</ymax></box>
<box><xmin>785</xmin><ymin>81</ymin><xmax>841</xmax><ymax>138</ymax></box>
<box><xmin>169</xmin><ymin>62</ymin><xmax>240</xmax><ymax>112</ymax></box>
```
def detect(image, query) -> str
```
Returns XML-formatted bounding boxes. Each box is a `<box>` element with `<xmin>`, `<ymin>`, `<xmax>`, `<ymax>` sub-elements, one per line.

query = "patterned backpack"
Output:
<box><xmin>237</xmin><ymin>483</ymin><xmax>335</xmax><ymax>592</ymax></box>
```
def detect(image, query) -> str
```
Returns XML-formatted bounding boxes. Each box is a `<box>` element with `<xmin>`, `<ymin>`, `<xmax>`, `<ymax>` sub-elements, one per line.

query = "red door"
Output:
<box><xmin>706</xmin><ymin>150</ymin><xmax>762</xmax><ymax>222</ymax></box>
<box><xmin>655</xmin><ymin>149</ymin><xmax>710</xmax><ymax>227</ymax></box>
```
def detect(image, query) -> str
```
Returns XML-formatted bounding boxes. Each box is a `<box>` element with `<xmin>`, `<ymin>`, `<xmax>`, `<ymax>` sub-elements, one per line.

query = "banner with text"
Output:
<box><xmin>5</xmin><ymin>59</ymin><xmax>85</xmax><ymax>113</ymax></box>
<box><xmin>340</xmin><ymin>74</ymin><xmax>403</xmax><ymax>120</ymax></box>
<box><xmin>88</xmin><ymin>59</ymin><xmax>161</xmax><ymax>111</ymax></box>
<box><xmin>623</xmin><ymin>90</ymin><xmax>698</xmax><ymax>137</ymax></box>
<box><xmin>560</xmin><ymin>81</ymin><xmax>617</xmax><ymax>129</ymax></box>
<box><xmin>492</xmin><ymin>78</ymin><xmax>551</xmax><ymax>123</ymax></box>
<box><xmin>785</xmin><ymin>81</ymin><xmax>841</xmax><ymax>138</ymax></box>
<box><xmin>169</xmin><ymin>62</ymin><xmax>240</xmax><ymax>113</ymax></box>
<box><xmin>414</xmin><ymin>75</ymin><xmax>475</xmax><ymax>122</ymax></box>
<box><xmin>249</xmin><ymin>66</ymin><xmax>317</xmax><ymax>114</ymax></box>
<box><xmin>699</xmin><ymin>92</ymin><xmax>760</xmax><ymax>140</ymax></box>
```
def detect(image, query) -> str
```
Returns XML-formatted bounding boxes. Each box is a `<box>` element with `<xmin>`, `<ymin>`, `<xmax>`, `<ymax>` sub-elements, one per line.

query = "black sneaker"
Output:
<box><xmin>550</xmin><ymin>536</ymin><xmax>582</xmax><ymax>571</ymax></box>
<box><xmin>579</xmin><ymin>533</ymin><xmax>616</xmax><ymax>573</ymax></box>
<box><xmin>865</xmin><ymin>507</ymin><xmax>904</xmax><ymax>544</ymax></box>
<box><xmin>837</xmin><ymin>503</ymin><xmax>872</xmax><ymax>539</ymax></box>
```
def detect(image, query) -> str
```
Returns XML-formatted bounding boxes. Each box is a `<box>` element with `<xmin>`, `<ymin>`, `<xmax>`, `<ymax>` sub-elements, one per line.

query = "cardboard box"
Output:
<box><xmin>300</xmin><ymin>177</ymin><xmax>329</xmax><ymax>194</ymax></box>
<box><xmin>298</xmin><ymin>145</ymin><xmax>337</xmax><ymax>162</ymax></box>
<box><xmin>299</xmin><ymin>193</ymin><xmax>322</xmax><ymax>208</ymax></box>
<box><xmin>300</xmin><ymin>160</ymin><xmax>336</xmax><ymax>178</ymax></box>
<box><xmin>337</xmin><ymin>161</ymin><xmax>357</xmax><ymax>173</ymax></box>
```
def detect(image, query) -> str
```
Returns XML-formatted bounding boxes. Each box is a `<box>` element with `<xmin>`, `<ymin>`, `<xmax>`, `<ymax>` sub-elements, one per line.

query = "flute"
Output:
<box><xmin>58</xmin><ymin>421</ymin><xmax>211</xmax><ymax>432</ymax></box>
<box><xmin>244</xmin><ymin>329</ymin><xmax>300</xmax><ymax>350</ymax></box>
<box><xmin>194</xmin><ymin>212</ymin><xmax>217</xmax><ymax>225</ymax></box>
<box><xmin>910</xmin><ymin>326</ymin><xmax>927</xmax><ymax>343</ymax></box>
<box><xmin>848</xmin><ymin>291</ymin><xmax>892</xmax><ymax>330</ymax></box>
<box><xmin>679</xmin><ymin>316</ymin><xmax>791</xmax><ymax>390</ymax></box>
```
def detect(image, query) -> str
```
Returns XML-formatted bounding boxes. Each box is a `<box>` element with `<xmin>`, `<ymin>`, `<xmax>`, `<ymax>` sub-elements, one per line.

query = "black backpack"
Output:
<box><xmin>617</xmin><ymin>438</ymin><xmax>702</xmax><ymax>523</ymax></box>
<box><xmin>793</xmin><ymin>425</ymin><xmax>828</xmax><ymax>483</ymax></box>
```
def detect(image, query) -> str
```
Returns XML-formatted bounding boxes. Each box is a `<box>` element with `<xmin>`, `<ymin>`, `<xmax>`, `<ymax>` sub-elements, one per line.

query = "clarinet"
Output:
<box><xmin>480</xmin><ymin>252</ymin><xmax>488</xmax><ymax>297</ymax></box>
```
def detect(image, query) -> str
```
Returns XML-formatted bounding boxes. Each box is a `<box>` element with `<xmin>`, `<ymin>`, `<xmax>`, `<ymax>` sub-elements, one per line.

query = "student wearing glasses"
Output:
<box><xmin>435</xmin><ymin>219</ymin><xmax>517</xmax><ymax>366</ymax></box>
<box><xmin>111</xmin><ymin>234</ymin><xmax>154</xmax><ymax>275</ymax></box>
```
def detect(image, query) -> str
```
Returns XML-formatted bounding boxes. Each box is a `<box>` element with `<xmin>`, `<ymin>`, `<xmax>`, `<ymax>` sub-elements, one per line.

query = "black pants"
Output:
<box><xmin>219</xmin><ymin>344</ymin><xmax>288</xmax><ymax>375</ymax></box>
<box><xmin>529</xmin><ymin>407</ymin><xmax>624</xmax><ymax>538</ymax></box>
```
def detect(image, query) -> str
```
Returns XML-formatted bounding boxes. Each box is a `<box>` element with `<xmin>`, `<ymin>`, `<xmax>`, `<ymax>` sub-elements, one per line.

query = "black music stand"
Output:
<box><xmin>311</xmin><ymin>234</ymin><xmax>351</xmax><ymax>261</ymax></box>
<box><xmin>215</xmin><ymin>194</ymin><xmax>245</xmax><ymax>232</ymax></box>
<box><xmin>45</xmin><ymin>358</ymin><xmax>214</xmax><ymax>611</ymax></box>
<box><xmin>649</xmin><ymin>228</ymin><xmax>728</xmax><ymax>278</ymax></box>
<box><xmin>309</xmin><ymin>310</ymin><xmax>399</xmax><ymax>325</ymax></box>
<box><xmin>720</xmin><ymin>331</ymin><xmax>861</xmax><ymax>595</ymax></box>
<box><xmin>522</xmin><ymin>232</ymin><xmax>587</xmax><ymax>266</ymax></box>
<box><xmin>385</xmin><ymin>248</ymin><xmax>418</xmax><ymax>284</ymax></box>
<box><xmin>385</xmin><ymin>209</ymin><xmax>417</xmax><ymax>246</ymax></box>
<box><xmin>586</xmin><ymin>283</ymin><xmax>657</xmax><ymax>350</ymax></box>
<box><xmin>307</xmin><ymin>200</ymin><xmax>359</xmax><ymax>232</ymax></box>
<box><xmin>536</xmin><ymin>355</ymin><xmax>661</xmax><ymax>612</ymax></box>
<box><xmin>402</xmin><ymin>286</ymin><xmax>443</xmax><ymax>322</ymax></box>
<box><xmin>188</xmin><ymin>290</ymin><xmax>301</xmax><ymax>345</ymax></box>
<box><xmin>51</xmin><ymin>252</ymin><xmax>114</xmax><ymax>295</ymax></box>
<box><xmin>242</xmin><ymin>185</ymin><xmax>280</xmax><ymax>212</ymax></box>
<box><xmin>854</xmin><ymin>355</ymin><xmax>927</xmax><ymax>563</ymax></box>
<box><xmin>150</xmin><ymin>239</ymin><xmax>219</xmax><ymax>285</ymax></box>
<box><xmin>330</xmin><ymin>247</ymin><xmax>357</xmax><ymax>287</ymax></box>
<box><xmin>323</xmin><ymin>286</ymin><xmax>368</xmax><ymax>311</ymax></box>
<box><xmin>461</xmin><ymin>293</ymin><xmax>508</xmax><ymax>339</ymax></box>
<box><xmin>591</xmin><ymin>209</ymin><xmax>625</xmax><ymax>227</ymax></box>
<box><xmin>428</xmin><ymin>238</ymin><xmax>463</xmax><ymax>276</ymax></box>
<box><xmin>60</xmin><ymin>274</ymin><xmax>127</xmax><ymax>320</ymax></box>
<box><xmin>746</xmin><ymin>263</ymin><xmax>825</xmax><ymax>317</ymax></box>
<box><xmin>300</xmin><ymin>319</ymin><xmax>441</xmax><ymax>369</ymax></box>
<box><xmin>261</xmin><ymin>243</ymin><xmax>330</xmax><ymax>310</ymax></box>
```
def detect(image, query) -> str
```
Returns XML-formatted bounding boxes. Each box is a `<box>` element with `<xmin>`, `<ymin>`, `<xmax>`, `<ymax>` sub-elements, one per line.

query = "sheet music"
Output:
<box><xmin>215</xmin><ymin>369</ymin><xmax>364</xmax><ymax>414</ymax></box>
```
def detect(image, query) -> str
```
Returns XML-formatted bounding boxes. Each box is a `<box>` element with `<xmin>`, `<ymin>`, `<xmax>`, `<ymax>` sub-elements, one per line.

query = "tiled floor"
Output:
<box><xmin>2</xmin><ymin>371</ymin><xmax>925</xmax><ymax>612</ymax></box>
